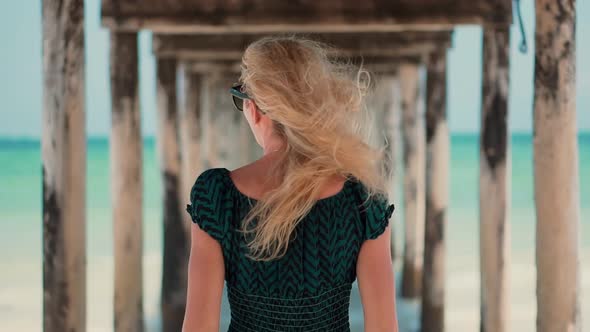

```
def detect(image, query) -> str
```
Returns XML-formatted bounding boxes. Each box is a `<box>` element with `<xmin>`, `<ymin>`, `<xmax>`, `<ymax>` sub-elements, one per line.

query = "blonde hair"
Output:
<box><xmin>238</xmin><ymin>35</ymin><xmax>392</xmax><ymax>261</ymax></box>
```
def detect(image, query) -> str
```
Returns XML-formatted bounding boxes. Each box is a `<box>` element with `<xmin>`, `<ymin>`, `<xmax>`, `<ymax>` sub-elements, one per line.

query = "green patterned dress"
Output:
<box><xmin>186</xmin><ymin>167</ymin><xmax>395</xmax><ymax>332</ymax></box>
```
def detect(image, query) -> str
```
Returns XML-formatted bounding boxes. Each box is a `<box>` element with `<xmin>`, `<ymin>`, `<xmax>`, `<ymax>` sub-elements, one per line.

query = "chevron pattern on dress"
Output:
<box><xmin>185</xmin><ymin>167</ymin><xmax>395</xmax><ymax>332</ymax></box>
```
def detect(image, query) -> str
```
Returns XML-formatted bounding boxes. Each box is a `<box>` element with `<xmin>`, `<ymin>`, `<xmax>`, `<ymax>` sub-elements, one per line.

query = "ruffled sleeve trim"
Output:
<box><xmin>365</xmin><ymin>203</ymin><xmax>395</xmax><ymax>241</ymax></box>
<box><xmin>352</xmin><ymin>181</ymin><xmax>396</xmax><ymax>242</ymax></box>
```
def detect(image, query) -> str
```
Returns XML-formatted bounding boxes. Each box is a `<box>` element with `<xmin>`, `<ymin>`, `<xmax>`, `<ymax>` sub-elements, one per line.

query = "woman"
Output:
<box><xmin>183</xmin><ymin>36</ymin><xmax>398</xmax><ymax>332</ymax></box>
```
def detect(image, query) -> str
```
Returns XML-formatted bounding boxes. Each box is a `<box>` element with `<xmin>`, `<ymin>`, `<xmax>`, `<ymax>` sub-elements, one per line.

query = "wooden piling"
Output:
<box><xmin>399</xmin><ymin>63</ymin><xmax>426</xmax><ymax>298</ymax></box>
<box><xmin>156</xmin><ymin>58</ymin><xmax>188</xmax><ymax>332</ymax></box>
<box><xmin>238</xmin><ymin>97</ymin><xmax>258</xmax><ymax>165</ymax></box>
<box><xmin>42</xmin><ymin>0</ymin><xmax>86</xmax><ymax>331</ymax></box>
<box><xmin>200</xmin><ymin>72</ymin><xmax>216</xmax><ymax>170</ymax></box>
<box><xmin>179</xmin><ymin>65</ymin><xmax>203</xmax><ymax>233</ymax></box>
<box><xmin>110</xmin><ymin>31</ymin><xmax>144</xmax><ymax>332</ymax></box>
<box><xmin>386</xmin><ymin>78</ymin><xmax>402</xmax><ymax>262</ymax></box>
<box><xmin>421</xmin><ymin>50</ymin><xmax>449</xmax><ymax>332</ymax></box>
<box><xmin>201</xmin><ymin>72</ymin><xmax>245</xmax><ymax>169</ymax></box>
<box><xmin>372</xmin><ymin>75</ymin><xmax>401</xmax><ymax>262</ymax></box>
<box><xmin>479</xmin><ymin>26</ymin><xmax>510</xmax><ymax>332</ymax></box>
<box><xmin>188</xmin><ymin>62</ymin><xmax>261</xmax><ymax>165</ymax></box>
<box><xmin>534</xmin><ymin>1</ymin><xmax>581</xmax><ymax>331</ymax></box>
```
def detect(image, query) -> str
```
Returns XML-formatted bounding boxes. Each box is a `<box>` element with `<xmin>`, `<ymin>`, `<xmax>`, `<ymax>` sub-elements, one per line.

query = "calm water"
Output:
<box><xmin>0</xmin><ymin>134</ymin><xmax>588</xmax><ymax>331</ymax></box>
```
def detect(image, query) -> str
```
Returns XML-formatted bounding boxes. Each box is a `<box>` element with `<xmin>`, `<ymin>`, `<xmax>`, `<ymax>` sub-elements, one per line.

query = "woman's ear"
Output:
<box><xmin>247</xmin><ymin>100</ymin><xmax>262</xmax><ymax>124</ymax></box>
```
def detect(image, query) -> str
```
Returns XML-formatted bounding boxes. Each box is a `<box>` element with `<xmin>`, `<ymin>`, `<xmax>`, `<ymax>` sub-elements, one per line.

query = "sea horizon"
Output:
<box><xmin>1</xmin><ymin>130</ymin><xmax>588</xmax><ymax>140</ymax></box>
<box><xmin>0</xmin><ymin>132</ymin><xmax>588</xmax><ymax>331</ymax></box>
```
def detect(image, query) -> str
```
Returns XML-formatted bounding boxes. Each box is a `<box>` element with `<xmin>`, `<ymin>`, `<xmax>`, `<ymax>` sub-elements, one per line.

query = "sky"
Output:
<box><xmin>0</xmin><ymin>1</ymin><xmax>588</xmax><ymax>137</ymax></box>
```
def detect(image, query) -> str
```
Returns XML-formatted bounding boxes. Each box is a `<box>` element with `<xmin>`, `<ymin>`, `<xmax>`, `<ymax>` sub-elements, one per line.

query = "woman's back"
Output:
<box><xmin>186</xmin><ymin>167</ymin><xmax>395</xmax><ymax>331</ymax></box>
<box><xmin>182</xmin><ymin>35</ymin><xmax>398</xmax><ymax>332</ymax></box>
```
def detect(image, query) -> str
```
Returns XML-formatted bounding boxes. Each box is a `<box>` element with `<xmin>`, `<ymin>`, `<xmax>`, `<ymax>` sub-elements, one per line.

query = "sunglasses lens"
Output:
<box><xmin>232</xmin><ymin>95</ymin><xmax>243</xmax><ymax>111</ymax></box>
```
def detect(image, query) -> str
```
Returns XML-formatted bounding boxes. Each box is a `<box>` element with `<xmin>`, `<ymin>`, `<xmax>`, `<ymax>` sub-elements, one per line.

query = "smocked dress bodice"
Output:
<box><xmin>186</xmin><ymin>167</ymin><xmax>395</xmax><ymax>332</ymax></box>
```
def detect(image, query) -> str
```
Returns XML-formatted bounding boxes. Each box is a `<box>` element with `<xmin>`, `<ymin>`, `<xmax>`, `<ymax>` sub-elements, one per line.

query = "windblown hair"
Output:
<box><xmin>238</xmin><ymin>35</ymin><xmax>393</xmax><ymax>262</ymax></box>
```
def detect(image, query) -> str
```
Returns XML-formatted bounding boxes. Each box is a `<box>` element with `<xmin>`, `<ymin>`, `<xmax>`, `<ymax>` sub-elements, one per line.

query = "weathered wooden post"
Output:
<box><xmin>479</xmin><ymin>26</ymin><xmax>510</xmax><ymax>332</ymax></box>
<box><xmin>386</xmin><ymin>77</ymin><xmax>402</xmax><ymax>262</ymax></box>
<box><xmin>200</xmin><ymin>68</ymin><xmax>244</xmax><ymax>170</ymax></box>
<box><xmin>42</xmin><ymin>0</ymin><xmax>86</xmax><ymax>330</ymax></box>
<box><xmin>399</xmin><ymin>62</ymin><xmax>426</xmax><ymax>298</ymax></box>
<box><xmin>156</xmin><ymin>58</ymin><xmax>188</xmax><ymax>332</ymax></box>
<box><xmin>179</xmin><ymin>63</ymin><xmax>204</xmax><ymax>229</ymax></box>
<box><xmin>421</xmin><ymin>50</ymin><xmax>449</xmax><ymax>332</ymax></box>
<box><xmin>200</xmin><ymin>72</ymin><xmax>218</xmax><ymax>170</ymax></box>
<box><xmin>534</xmin><ymin>1</ymin><xmax>581</xmax><ymax>331</ymax></box>
<box><xmin>237</xmin><ymin>92</ymin><xmax>258</xmax><ymax>165</ymax></box>
<box><xmin>110</xmin><ymin>31</ymin><xmax>144</xmax><ymax>332</ymax></box>
<box><xmin>371</xmin><ymin>74</ymin><xmax>401</xmax><ymax>262</ymax></box>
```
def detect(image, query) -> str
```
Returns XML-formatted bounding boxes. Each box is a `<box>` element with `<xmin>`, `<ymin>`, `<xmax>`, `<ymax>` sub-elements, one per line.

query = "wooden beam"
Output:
<box><xmin>421</xmin><ymin>50</ymin><xmax>449</xmax><ymax>332</ymax></box>
<box><xmin>156</xmin><ymin>58</ymin><xmax>188</xmax><ymax>332</ymax></box>
<box><xmin>188</xmin><ymin>60</ymin><xmax>241</xmax><ymax>74</ymax></box>
<box><xmin>399</xmin><ymin>63</ymin><xmax>426</xmax><ymax>299</ymax></box>
<box><xmin>534</xmin><ymin>0</ymin><xmax>581</xmax><ymax>331</ymax></box>
<box><xmin>153</xmin><ymin>32</ymin><xmax>452</xmax><ymax>60</ymax></box>
<box><xmin>479</xmin><ymin>26</ymin><xmax>510</xmax><ymax>332</ymax></box>
<box><xmin>42</xmin><ymin>0</ymin><xmax>86</xmax><ymax>330</ymax></box>
<box><xmin>184</xmin><ymin>55</ymin><xmax>425</xmax><ymax>76</ymax></box>
<box><xmin>345</xmin><ymin>55</ymin><xmax>424</xmax><ymax>75</ymax></box>
<box><xmin>110</xmin><ymin>31</ymin><xmax>144</xmax><ymax>332</ymax></box>
<box><xmin>101</xmin><ymin>0</ymin><xmax>511</xmax><ymax>32</ymax></box>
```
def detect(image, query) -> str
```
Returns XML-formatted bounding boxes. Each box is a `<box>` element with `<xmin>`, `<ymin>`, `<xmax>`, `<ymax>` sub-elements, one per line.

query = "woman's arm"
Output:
<box><xmin>356</xmin><ymin>224</ymin><xmax>399</xmax><ymax>332</ymax></box>
<box><xmin>182</xmin><ymin>223</ymin><xmax>225</xmax><ymax>332</ymax></box>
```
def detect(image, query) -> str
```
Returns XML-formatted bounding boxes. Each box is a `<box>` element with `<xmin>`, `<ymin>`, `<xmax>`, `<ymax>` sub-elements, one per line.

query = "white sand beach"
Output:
<box><xmin>2</xmin><ymin>247</ymin><xmax>588</xmax><ymax>332</ymax></box>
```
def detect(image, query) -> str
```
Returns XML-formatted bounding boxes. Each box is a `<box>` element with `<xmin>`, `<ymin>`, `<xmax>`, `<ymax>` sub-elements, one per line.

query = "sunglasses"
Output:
<box><xmin>229</xmin><ymin>83</ymin><xmax>249</xmax><ymax>112</ymax></box>
<box><xmin>229</xmin><ymin>83</ymin><xmax>266</xmax><ymax>114</ymax></box>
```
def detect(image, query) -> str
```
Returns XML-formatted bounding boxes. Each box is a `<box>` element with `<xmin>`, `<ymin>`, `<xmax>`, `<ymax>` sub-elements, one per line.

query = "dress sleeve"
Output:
<box><xmin>356</xmin><ymin>185</ymin><xmax>395</xmax><ymax>241</ymax></box>
<box><xmin>185</xmin><ymin>168</ymin><xmax>231</xmax><ymax>244</ymax></box>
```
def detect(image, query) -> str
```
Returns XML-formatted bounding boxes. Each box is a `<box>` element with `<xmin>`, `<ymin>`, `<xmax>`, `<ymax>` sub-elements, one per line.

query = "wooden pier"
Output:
<box><xmin>40</xmin><ymin>0</ymin><xmax>581</xmax><ymax>331</ymax></box>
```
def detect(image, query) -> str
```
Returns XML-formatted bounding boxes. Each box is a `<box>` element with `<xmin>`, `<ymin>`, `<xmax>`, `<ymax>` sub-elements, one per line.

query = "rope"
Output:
<box><xmin>515</xmin><ymin>0</ymin><xmax>528</xmax><ymax>53</ymax></box>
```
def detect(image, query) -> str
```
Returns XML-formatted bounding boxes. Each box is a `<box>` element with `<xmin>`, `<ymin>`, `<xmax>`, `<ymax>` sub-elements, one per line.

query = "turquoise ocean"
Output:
<box><xmin>0</xmin><ymin>133</ymin><xmax>588</xmax><ymax>331</ymax></box>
